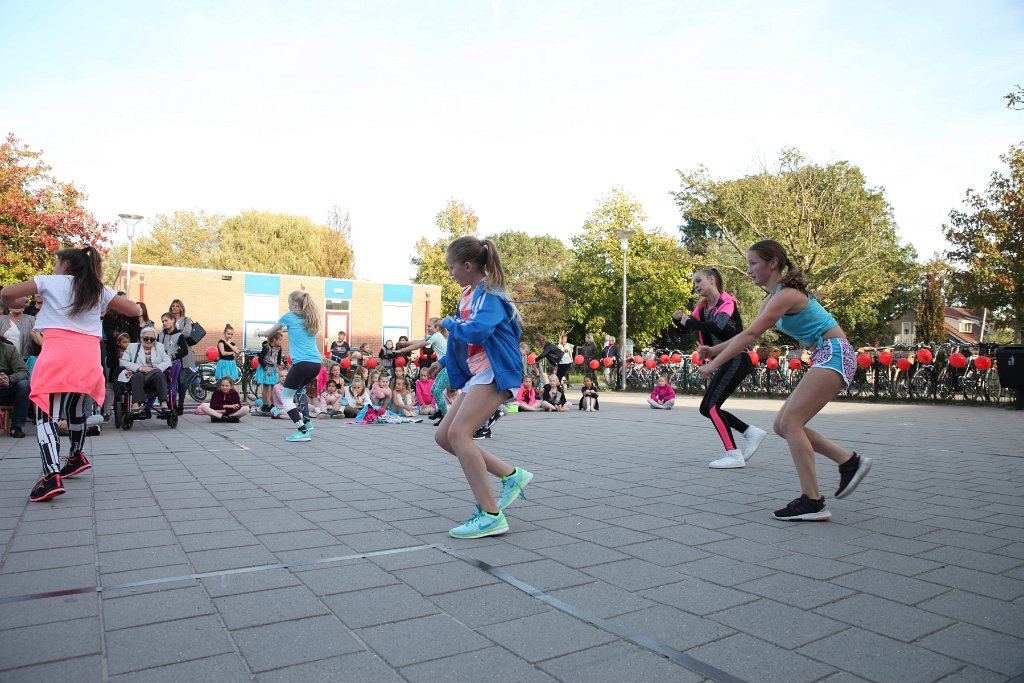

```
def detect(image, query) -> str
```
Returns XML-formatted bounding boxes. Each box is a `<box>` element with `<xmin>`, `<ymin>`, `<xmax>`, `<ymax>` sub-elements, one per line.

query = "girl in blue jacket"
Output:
<box><xmin>431</xmin><ymin>236</ymin><xmax>533</xmax><ymax>538</ymax></box>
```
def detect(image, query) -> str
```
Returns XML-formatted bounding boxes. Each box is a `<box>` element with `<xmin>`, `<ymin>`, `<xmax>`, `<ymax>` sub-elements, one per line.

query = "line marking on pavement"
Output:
<box><xmin>436</xmin><ymin>544</ymin><xmax>749</xmax><ymax>683</ymax></box>
<box><xmin>0</xmin><ymin>544</ymin><xmax>434</xmax><ymax>605</ymax></box>
<box><xmin>213</xmin><ymin>432</ymin><xmax>250</xmax><ymax>451</ymax></box>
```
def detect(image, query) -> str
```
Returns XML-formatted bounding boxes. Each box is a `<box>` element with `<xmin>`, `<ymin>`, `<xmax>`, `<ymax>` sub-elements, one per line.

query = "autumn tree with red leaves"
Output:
<box><xmin>1</xmin><ymin>133</ymin><xmax>115</xmax><ymax>284</ymax></box>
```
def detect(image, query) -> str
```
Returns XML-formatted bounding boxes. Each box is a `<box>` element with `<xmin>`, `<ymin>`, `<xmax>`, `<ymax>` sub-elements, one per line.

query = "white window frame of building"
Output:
<box><xmin>243</xmin><ymin>294</ymin><xmax>281</xmax><ymax>351</ymax></box>
<box><xmin>381</xmin><ymin>302</ymin><xmax>412</xmax><ymax>347</ymax></box>
<box><xmin>959</xmin><ymin>320</ymin><xmax>973</xmax><ymax>334</ymax></box>
<box><xmin>902</xmin><ymin>322</ymin><xmax>913</xmax><ymax>336</ymax></box>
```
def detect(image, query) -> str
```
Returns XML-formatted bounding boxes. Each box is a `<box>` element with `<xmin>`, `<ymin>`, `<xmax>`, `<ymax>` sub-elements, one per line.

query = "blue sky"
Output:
<box><xmin>2</xmin><ymin>0</ymin><xmax>1022</xmax><ymax>283</ymax></box>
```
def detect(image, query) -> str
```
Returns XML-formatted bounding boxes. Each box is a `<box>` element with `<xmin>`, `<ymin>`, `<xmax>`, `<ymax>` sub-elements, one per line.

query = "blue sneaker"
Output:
<box><xmin>285</xmin><ymin>429</ymin><xmax>311</xmax><ymax>442</ymax></box>
<box><xmin>449</xmin><ymin>507</ymin><xmax>508</xmax><ymax>538</ymax></box>
<box><xmin>303</xmin><ymin>419</ymin><xmax>315</xmax><ymax>432</ymax></box>
<box><xmin>497</xmin><ymin>467</ymin><xmax>533</xmax><ymax>511</ymax></box>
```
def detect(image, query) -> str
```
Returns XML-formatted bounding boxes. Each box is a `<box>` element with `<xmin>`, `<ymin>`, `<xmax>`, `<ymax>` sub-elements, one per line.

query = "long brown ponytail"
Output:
<box><xmin>748</xmin><ymin>240</ymin><xmax>809</xmax><ymax>293</ymax></box>
<box><xmin>56</xmin><ymin>245</ymin><xmax>104</xmax><ymax>315</ymax></box>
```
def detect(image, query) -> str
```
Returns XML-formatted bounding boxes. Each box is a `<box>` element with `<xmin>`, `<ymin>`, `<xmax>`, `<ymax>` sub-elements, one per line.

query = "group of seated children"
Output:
<box><xmin>514</xmin><ymin>374</ymin><xmax>600</xmax><ymax>413</ymax></box>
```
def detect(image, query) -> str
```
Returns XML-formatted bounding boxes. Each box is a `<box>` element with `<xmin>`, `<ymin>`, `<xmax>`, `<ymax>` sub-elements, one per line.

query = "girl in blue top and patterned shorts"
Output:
<box><xmin>697</xmin><ymin>240</ymin><xmax>872</xmax><ymax>522</ymax></box>
<box><xmin>432</xmin><ymin>236</ymin><xmax>533</xmax><ymax>539</ymax></box>
<box><xmin>258</xmin><ymin>292</ymin><xmax>323</xmax><ymax>443</ymax></box>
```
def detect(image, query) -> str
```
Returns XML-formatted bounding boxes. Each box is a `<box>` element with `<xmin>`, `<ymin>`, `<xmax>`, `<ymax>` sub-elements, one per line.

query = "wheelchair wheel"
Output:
<box><xmin>167</xmin><ymin>413</ymin><xmax>178</xmax><ymax>428</ymax></box>
<box><xmin>113</xmin><ymin>401</ymin><xmax>124</xmax><ymax>428</ymax></box>
<box><xmin>122</xmin><ymin>416</ymin><xmax>134</xmax><ymax>431</ymax></box>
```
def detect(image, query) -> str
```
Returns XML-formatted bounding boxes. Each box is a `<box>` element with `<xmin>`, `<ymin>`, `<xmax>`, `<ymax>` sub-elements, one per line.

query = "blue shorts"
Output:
<box><xmin>810</xmin><ymin>338</ymin><xmax>857</xmax><ymax>389</ymax></box>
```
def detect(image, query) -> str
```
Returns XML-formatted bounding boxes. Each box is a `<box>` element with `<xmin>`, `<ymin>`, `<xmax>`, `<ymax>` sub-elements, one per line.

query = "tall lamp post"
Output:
<box><xmin>118</xmin><ymin>213</ymin><xmax>144</xmax><ymax>299</ymax></box>
<box><xmin>615</xmin><ymin>229</ymin><xmax>635</xmax><ymax>390</ymax></box>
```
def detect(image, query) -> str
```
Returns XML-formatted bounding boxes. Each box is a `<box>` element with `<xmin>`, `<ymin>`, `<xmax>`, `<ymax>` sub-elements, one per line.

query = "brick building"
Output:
<box><xmin>113</xmin><ymin>264</ymin><xmax>442</xmax><ymax>356</ymax></box>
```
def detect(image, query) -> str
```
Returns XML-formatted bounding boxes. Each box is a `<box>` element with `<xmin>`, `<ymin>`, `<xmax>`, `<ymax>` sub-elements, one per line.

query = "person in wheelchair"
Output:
<box><xmin>120</xmin><ymin>326</ymin><xmax>174</xmax><ymax>418</ymax></box>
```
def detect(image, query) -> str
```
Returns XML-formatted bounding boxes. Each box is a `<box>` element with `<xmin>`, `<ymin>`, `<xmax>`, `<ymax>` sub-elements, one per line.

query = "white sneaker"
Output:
<box><xmin>742</xmin><ymin>426</ymin><xmax>767</xmax><ymax>462</ymax></box>
<box><xmin>709</xmin><ymin>450</ymin><xmax>745</xmax><ymax>469</ymax></box>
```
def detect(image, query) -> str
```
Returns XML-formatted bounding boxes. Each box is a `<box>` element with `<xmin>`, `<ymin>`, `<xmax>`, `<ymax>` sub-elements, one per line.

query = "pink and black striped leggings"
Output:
<box><xmin>699</xmin><ymin>355</ymin><xmax>751</xmax><ymax>451</ymax></box>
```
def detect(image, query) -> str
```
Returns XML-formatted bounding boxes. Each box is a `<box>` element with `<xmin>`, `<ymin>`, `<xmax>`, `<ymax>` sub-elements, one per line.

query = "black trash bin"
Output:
<box><xmin>995</xmin><ymin>344</ymin><xmax>1024</xmax><ymax>410</ymax></box>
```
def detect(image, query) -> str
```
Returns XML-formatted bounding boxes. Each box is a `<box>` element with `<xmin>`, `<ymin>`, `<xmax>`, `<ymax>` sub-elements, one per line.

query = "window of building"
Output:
<box><xmin>902</xmin><ymin>322</ymin><xmax>913</xmax><ymax>335</ymax></box>
<box><xmin>382</xmin><ymin>302</ymin><xmax>411</xmax><ymax>346</ymax></box>
<box><xmin>959</xmin><ymin>321</ymin><xmax>973</xmax><ymax>334</ymax></box>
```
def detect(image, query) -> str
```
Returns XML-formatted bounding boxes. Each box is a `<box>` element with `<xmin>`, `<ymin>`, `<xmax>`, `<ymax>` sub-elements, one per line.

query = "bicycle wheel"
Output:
<box><xmin>765</xmin><ymin>369</ymin><xmax>784</xmax><ymax>396</ymax></box>
<box><xmin>893</xmin><ymin>370</ymin><xmax>910</xmax><ymax>399</ymax></box>
<box><xmin>935</xmin><ymin>367</ymin><xmax>956</xmax><ymax>401</ymax></box>
<box><xmin>241</xmin><ymin>371</ymin><xmax>259</xmax><ymax>402</ymax></box>
<box><xmin>910</xmin><ymin>370</ymin><xmax>932</xmax><ymax>400</ymax></box>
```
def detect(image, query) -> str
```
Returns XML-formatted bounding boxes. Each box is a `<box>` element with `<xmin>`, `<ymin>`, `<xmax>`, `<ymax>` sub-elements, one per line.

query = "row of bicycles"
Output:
<box><xmin>621</xmin><ymin>344</ymin><xmax>1016</xmax><ymax>405</ymax></box>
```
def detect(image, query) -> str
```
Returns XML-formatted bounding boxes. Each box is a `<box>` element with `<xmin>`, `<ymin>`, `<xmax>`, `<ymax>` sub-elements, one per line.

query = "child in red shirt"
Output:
<box><xmin>200</xmin><ymin>378</ymin><xmax>250</xmax><ymax>423</ymax></box>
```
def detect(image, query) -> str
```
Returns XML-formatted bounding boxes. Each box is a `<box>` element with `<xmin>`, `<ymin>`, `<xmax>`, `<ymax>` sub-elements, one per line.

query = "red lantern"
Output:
<box><xmin>575</xmin><ymin>354</ymin><xmax>584</xmax><ymax>365</ymax></box>
<box><xmin>205</xmin><ymin>346</ymin><xmax>218</xmax><ymax>362</ymax></box>
<box><xmin>917</xmin><ymin>348</ymin><xmax>933</xmax><ymax>364</ymax></box>
<box><xmin>949</xmin><ymin>352</ymin><xmax>966</xmax><ymax>369</ymax></box>
<box><xmin>878</xmin><ymin>351</ymin><xmax>893</xmax><ymax>366</ymax></box>
<box><xmin>896</xmin><ymin>357</ymin><xmax>911</xmax><ymax>371</ymax></box>
<box><xmin>602</xmin><ymin>357</ymin><xmax>614</xmax><ymax>367</ymax></box>
<box><xmin>789</xmin><ymin>358</ymin><xmax>802</xmax><ymax>371</ymax></box>
<box><xmin>660</xmin><ymin>354</ymin><xmax>669</xmax><ymax>364</ymax></box>
<box><xmin>670</xmin><ymin>353</ymin><xmax>682</xmax><ymax>363</ymax></box>
<box><xmin>340</xmin><ymin>358</ymin><xmax>351</xmax><ymax>369</ymax></box>
<box><xmin>365</xmin><ymin>357</ymin><xmax>378</xmax><ymax>369</ymax></box>
<box><xmin>589</xmin><ymin>359</ymin><xmax>599</xmax><ymax>369</ymax></box>
<box><xmin>395</xmin><ymin>356</ymin><xmax>407</xmax><ymax>366</ymax></box>
<box><xmin>633</xmin><ymin>354</ymin><xmax>643</xmax><ymax>365</ymax></box>
<box><xmin>766</xmin><ymin>357</ymin><xmax>779</xmax><ymax>370</ymax></box>
<box><xmin>644</xmin><ymin>358</ymin><xmax>657</xmax><ymax>369</ymax></box>
<box><xmin>251</xmin><ymin>357</ymin><xmax>259</xmax><ymax>369</ymax></box>
<box><xmin>527</xmin><ymin>353</ymin><xmax>537</xmax><ymax>365</ymax></box>
<box><xmin>974</xmin><ymin>355</ymin><xmax>992</xmax><ymax>371</ymax></box>
<box><xmin>691</xmin><ymin>352</ymin><xmax>703</xmax><ymax>365</ymax></box>
<box><xmin>748</xmin><ymin>351</ymin><xmax>760</xmax><ymax>366</ymax></box>
<box><xmin>857</xmin><ymin>353</ymin><xmax>872</xmax><ymax>368</ymax></box>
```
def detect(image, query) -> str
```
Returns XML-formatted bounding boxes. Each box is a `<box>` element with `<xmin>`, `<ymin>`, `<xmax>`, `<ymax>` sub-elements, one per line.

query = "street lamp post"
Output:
<box><xmin>615</xmin><ymin>229</ymin><xmax>635</xmax><ymax>390</ymax></box>
<box><xmin>118</xmin><ymin>213</ymin><xmax>144</xmax><ymax>299</ymax></box>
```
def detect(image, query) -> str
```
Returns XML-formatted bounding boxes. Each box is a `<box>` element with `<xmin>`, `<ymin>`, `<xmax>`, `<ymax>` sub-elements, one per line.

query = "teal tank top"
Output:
<box><xmin>773</xmin><ymin>285</ymin><xmax>838</xmax><ymax>346</ymax></box>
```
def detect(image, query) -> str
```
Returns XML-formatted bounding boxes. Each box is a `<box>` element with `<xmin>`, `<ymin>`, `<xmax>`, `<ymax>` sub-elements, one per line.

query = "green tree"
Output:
<box><xmin>106</xmin><ymin>210</ymin><xmax>224</xmax><ymax>283</ymax></box>
<box><xmin>943</xmin><ymin>142</ymin><xmax>1024</xmax><ymax>343</ymax></box>
<box><xmin>487</xmin><ymin>230</ymin><xmax>570</xmax><ymax>343</ymax></box>
<box><xmin>916</xmin><ymin>258</ymin><xmax>947</xmax><ymax>344</ymax></box>
<box><xmin>672</xmin><ymin>149</ymin><xmax>919</xmax><ymax>344</ymax></box>
<box><xmin>410</xmin><ymin>199</ymin><xmax>480</xmax><ymax>316</ymax></box>
<box><xmin>1006</xmin><ymin>85</ymin><xmax>1024</xmax><ymax>110</ymax></box>
<box><xmin>560</xmin><ymin>188</ymin><xmax>693</xmax><ymax>348</ymax></box>
<box><xmin>1</xmin><ymin>133</ymin><xmax>115</xmax><ymax>284</ymax></box>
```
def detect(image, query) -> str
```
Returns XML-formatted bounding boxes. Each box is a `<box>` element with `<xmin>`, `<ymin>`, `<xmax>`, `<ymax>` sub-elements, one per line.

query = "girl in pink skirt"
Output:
<box><xmin>1</xmin><ymin>246</ymin><xmax>140</xmax><ymax>501</ymax></box>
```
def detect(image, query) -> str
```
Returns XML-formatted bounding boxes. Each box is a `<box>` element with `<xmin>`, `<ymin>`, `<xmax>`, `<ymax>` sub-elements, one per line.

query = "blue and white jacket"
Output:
<box><xmin>439</xmin><ymin>281</ymin><xmax>523</xmax><ymax>393</ymax></box>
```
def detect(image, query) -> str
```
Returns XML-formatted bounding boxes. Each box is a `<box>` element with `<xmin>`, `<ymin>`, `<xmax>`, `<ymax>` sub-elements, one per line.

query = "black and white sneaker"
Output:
<box><xmin>773</xmin><ymin>494</ymin><xmax>831</xmax><ymax>521</ymax></box>
<box><xmin>835</xmin><ymin>453</ymin><xmax>872</xmax><ymax>499</ymax></box>
<box><xmin>472</xmin><ymin>427</ymin><xmax>492</xmax><ymax>440</ymax></box>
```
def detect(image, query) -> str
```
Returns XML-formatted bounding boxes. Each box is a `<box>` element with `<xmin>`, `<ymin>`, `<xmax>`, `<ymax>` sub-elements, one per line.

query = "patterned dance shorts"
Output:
<box><xmin>811</xmin><ymin>338</ymin><xmax>857</xmax><ymax>389</ymax></box>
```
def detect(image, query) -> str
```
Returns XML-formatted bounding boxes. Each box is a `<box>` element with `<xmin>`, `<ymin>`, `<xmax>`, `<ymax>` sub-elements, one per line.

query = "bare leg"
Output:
<box><xmin>435</xmin><ymin>384</ymin><xmax>515</xmax><ymax>513</ymax></box>
<box><xmin>199</xmin><ymin>403</ymin><xmax>223</xmax><ymax>418</ymax></box>
<box><xmin>772</xmin><ymin>368</ymin><xmax>845</xmax><ymax>499</ymax></box>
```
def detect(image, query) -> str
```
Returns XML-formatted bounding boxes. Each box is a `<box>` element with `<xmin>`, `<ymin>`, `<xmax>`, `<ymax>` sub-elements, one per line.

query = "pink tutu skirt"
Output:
<box><xmin>30</xmin><ymin>328</ymin><xmax>105</xmax><ymax>415</ymax></box>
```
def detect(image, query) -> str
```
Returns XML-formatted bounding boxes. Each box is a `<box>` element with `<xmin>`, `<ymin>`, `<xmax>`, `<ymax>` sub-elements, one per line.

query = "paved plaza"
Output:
<box><xmin>1</xmin><ymin>393</ymin><xmax>1022</xmax><ymax>682</ymax></box>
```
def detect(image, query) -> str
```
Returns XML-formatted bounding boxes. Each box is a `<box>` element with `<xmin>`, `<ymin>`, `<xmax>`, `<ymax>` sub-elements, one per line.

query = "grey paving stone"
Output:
<box><xmin>501</xmin><ymin>559</ymin><xmax>594</xmax><ymax>591</ymax></box>
<box><xmin>548</xmin><ymin>581</ymin><xmax>654</xmax><ymax>618</ymax></box>
<box><xmin>532</xmin><ymin>540</ymin><xmax>630</xmax><ymax>568</ymax></box>
<box><xmin>674</xmin><ymin>554</ymin><xmax>777</xmax><ymax>586</ymax></box>
<box><xmin>928</xmin><ymin>665</ymin><xmax>1011</xmax><ymax>683</ymax></box>
<box><xmin>177</xmin><ymin>530</ymin><xmax>261</xmax><ymax>552</ymax></box>
<box><xmin>256</xmin><ymin>529</ymin><xmax>339</xmax><ymax>552</ymax></box>
<box><xmin>256</xmin><ymin>651</ymin><xmax>403</xmax><ymax>683</ymax></box>
<box><xmin>102</xmin><ymin>586</ymin><xmax>216</xmax><ymax>630</ymax></box>
<box><xmin>574</xmin><ymin>525</ymin><xmax>658</xmax><ymax>547</ymax></box>
<box><xmin>0</xmin><ymin>593</ymin><xmax>98</xmax><ymax>631</ymax></box>
<box><xmin>916</xmin><ymin>623</ymin><xmax>1024</xmax><ymax>677</ymax></box>
<box><xmin>687</xmin><ymin>632</ymin><xmax>835</xmax><ymax>683</ymax></box>
<box><xmin>614</xmin><ymin>604</ymin><xmax>736</xmax><ymax>650</ymax></box>
<box><xmin>7</xmin><ymin>528</ymin><xmax>95</xmax><ymax>552</ymax></box>
<box><xmin>737</xmin><ymin>572</ymin><xmax>855</xmax><ymax>610</ymax></box>
<box><xmin>170</xmin><ymin>518</ymin><xmax>245</xmax><ymax>535</ymax></box>
<box><xmin>357</xmin><ymin>613</ymin><xmax>492</xmax><ymax>667</ymax></box>
<box><xmin>843</xmin><ymin>532</ymin><xmax>940</xmax><ymax>555</ymax></box>
<box><xmin>695</xmin><ymin>537</ymin><xmax>791</xmax><ymax>563</ymax></box>
<box><xmin>711</xmin><ymin>598</ymin><xmax>846</xmax><ymax>649</ymax></box>
<box><xmin>760</xmin><ymin>553</ymin><xmax>862</xmax><ymax>581</ymax></box>
<box><xmin>918</xmin><ymin>589</ymin><xmax>1024</xmax><ymax>635</ymax></box>
<box><xmin>478</xmin><ymin>610</ymin><xmax>617</xmax><ymax>664</ymax></box>
<box><xmin>915</xmin><ymin>565</ymin><xmax>1024</xmax><ymax>601</ymax></box>
<box><xmin>107</xmin><ymin>653</ymin><xmax>252</xmax><ymax>683</ymax></box>
<box><xmin>0</xmin><ymin>564</ymin><xmax>97</xmax><ymax>598</ymax></box>
<box><xmin>832</xmin><ymin>568</ymin><xmax>951</xmax><ymax>605</ymax></box>
<box><xmin>429</xmin><ymin>582</ymin><xmax>550</xmax><ymax>628</ymax></box>
<box><xmin>583</xmin><ymin>558</ymin><xmax>688</xmax><ymax>591</ymax></box>
<box><xmin>0</xmin><ymin>616</ymin><xmax>102</xmax><ymax>669</ymax></box>
<box><xmin>1</xmin><ymin>545</ymin><xmax>96</xmax><ymax>573</ymax></box>
<box><xmin>105</xmin><ymin>615</ymin><xmax>234</xmax><ymax>675</ymax></box>
<box><xmin>618</xmin><ymin>538</ymin><xmax>712</xmax><ymax>567</ymax></box>
<box><xmin>294</xmin><ymin>559</ymin><xmax>399</xmax><ymax>596</ymax></box>
<box><xmin>186</xmin><ymin>545</ymin><xmax>279</xmax><ymax>573</ymax></box>
<box><xmin>538</xmin><ymin>640</ymin><xmax>703</xmax><ymax>683</ymax></box>
<box><xmin>917</xmin><ymin>545</ymin><xmax>1024</xmax><ymax>574</ymax></box>
<box><xmin>0</xmin><ymin>654</ymin><xmax>104</xmax><ymax>683</ymax></box>
<box><xmin>403</xmin><ymin>645</ymin><xmax>557</xmax><ymax>682</ymax></box>
<box><xmin>96</xmin><ymin>529</ymin><xmax>179</xmax><ymax>552</ymax></box>
<box><xmin>814</xmin><ymin>593</ymin><xmax>955</xmax><ymax>642</ymax></box>
<box><xmin>322</xmin><ymin>583</ymin><xmax>440</xmax><ymax>628</ymax></box>
<box><xmin>94</xmin><ymin>517</ymin><xmax>169</xmax><ymax>535</ymax></box>
<box><xmin>98</xmin><ymin>545</ymin><xmax>189</xmax><ymax>574</ymax></box>
<box><xmin>640</xmin><ymin>577</ymin><xmax>757</xmax><ymax>616</ymax></box>
<box><xmin>393</xmin><ymin>558</ymin><xmax>499</xmax><ymax>596</ymax></box>
<box><xmin>797</xmin><ymin>627</ymin><xmax>961</xmax><ymax>683</ymax></box>
<box><xmin>232</xmin><ymin>615</ymin><xmax>363</xmax><ymax>672</ymax></box>
<box><xmin>213</xmin><ymin>584</ymin><xmax>329</xmax><ymax>629</ymax></box>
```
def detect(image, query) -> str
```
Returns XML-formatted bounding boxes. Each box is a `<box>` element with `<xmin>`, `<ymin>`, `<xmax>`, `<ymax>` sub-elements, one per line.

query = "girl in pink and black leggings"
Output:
<box><xmin>673</xmin><ymin>268</ymin><xmax>767</xmax><ymax>469</ymax></box>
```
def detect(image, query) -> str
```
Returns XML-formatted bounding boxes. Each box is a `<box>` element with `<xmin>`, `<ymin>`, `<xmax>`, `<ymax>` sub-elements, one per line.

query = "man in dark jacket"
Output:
<box><xmin>0</xmin><ymin>337</ymin><xmax>30</xmax><ymax>437</ymax></box>
<box><xmin>534</xmin><ymin>334</ymin><xmax>564</xmax><ymax>377</ymax></box>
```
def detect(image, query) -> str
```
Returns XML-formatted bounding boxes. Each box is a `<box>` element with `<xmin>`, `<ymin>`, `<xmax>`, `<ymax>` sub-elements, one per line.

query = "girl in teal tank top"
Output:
<box><xmin>695</xmin><ymin>239</ymin><xmax>872</xmax><ymax>522</ymax></box>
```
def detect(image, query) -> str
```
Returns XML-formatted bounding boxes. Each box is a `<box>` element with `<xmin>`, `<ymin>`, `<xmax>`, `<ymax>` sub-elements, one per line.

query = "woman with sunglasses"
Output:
<box><xmin>673</xmin><ymin>267</ymin><xmax>766</xmax><ymax>469</ymax></box>
<box><xmin>120</xmin><ymin>325</ymin><xmax>174</xmax><ymax>417</ymax></box>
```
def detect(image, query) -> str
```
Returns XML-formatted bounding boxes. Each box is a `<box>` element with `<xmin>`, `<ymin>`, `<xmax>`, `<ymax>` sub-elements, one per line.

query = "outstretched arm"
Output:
<box><xmin>699</xmin><ymin>291</ymin><xmax>794</xmax><ymax>376</ymax></box>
